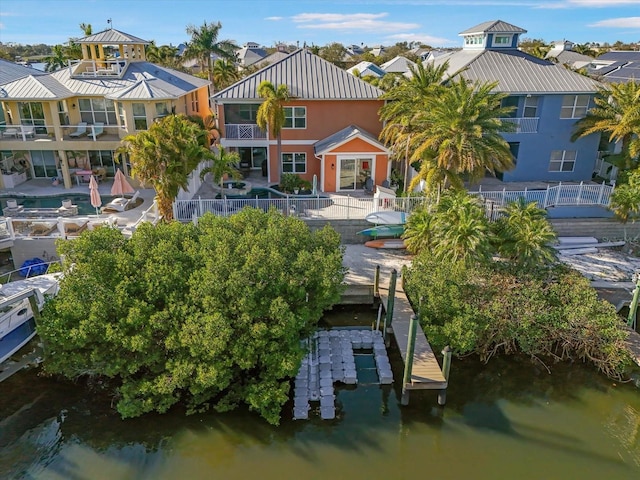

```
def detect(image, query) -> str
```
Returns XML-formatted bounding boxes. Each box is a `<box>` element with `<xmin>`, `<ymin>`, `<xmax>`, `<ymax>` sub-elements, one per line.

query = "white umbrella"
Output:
<box><xmin>89</xmin><ymin>175</ymin><xmax>102</xmax><ymax>215</ymax></box>
<box><xmin>111</xmin><ymin>168</ymin><xmax>135</xmax><ymax>198</ymax></box>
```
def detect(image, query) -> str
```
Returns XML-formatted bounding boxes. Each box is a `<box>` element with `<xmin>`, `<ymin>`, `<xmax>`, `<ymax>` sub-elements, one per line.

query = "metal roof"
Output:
<box><xmin>314</xmin><ymin>124</ymin><xmax>386</xmax><ymax>156</ymax></box>
<box><xmin>78</xmin><ymin>28</ymin><xmax>149</xmax><ymax>45</ymax></box>
<box><xmin>0</xmin><ymin>59</ymin><xmax>47</xmax><ymax>85</ymax></box>
<box><xmin>0</xmin><ymin>62</ymin><xmax>208</xmax><ymax>101</ymax></box>
<box><xmin>380</xmin><ymin>56</ymin><xmax>417</xmax><ymax>74</ymax></box>
<box><xmin>213</xmin><ymin>48</ymin><xmax>384</xmax><ymax>100</ymax></box>
<box><xmin>545</xmin><ymin>50</ymin><xmax>593</xmax><ymax>67</ymax></box>
<box><xmin>432</xmin><ymin>49</ymin><xmax>602</xmax><ymax>94</ymax></box>
<box><xmin>595</xmin><ymin>51</ymin><xmax>640</xmax><ymax>62</ymax></box>
<box><xmin>347</xmin><ymin>61</ymin><xmax>386</xmax><ymax>78</ymax></box>
<box><xmin>459</xmin><ymin>20</ymin><xmax>527</xmax><ymax>35</ymax></box>
<box><xmin>0</xmin><ymin>75</ymin><xmax>74</xmax><ymax>100</ymax></box>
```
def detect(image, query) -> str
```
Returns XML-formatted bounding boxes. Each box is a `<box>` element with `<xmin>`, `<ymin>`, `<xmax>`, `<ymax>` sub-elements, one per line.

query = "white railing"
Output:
<box><xmin>224</xmin><ymin>124</ymin><xmax>267</xmax><ymax>140</ymax></box>
<box><xmin>174</xmin><ymin>195</ymin><xmax>429</xmax><ymax>222</ymax></box>
<box><xmin>69</xmin><ymin>59</ymin><xmax>128</xmax><ymax>78</ymax></box>
<box><xmin>471</xmin><ymin>181</ymin><xmax>614</xmax><ymax>209</ymax></box>
<box><xmin>499</xmin><ymin>117</ymin><xmax>539</xmax><ymax>134</ymax></box>
<box><xmin>0</xmin><ymin>259</ymin><xmax>62</xmax><ymax>284</ymax></box>
<box><xmin>0</xmin><ymin>123</ymin><xmax>119</xmax><ymax>142</ymax></box>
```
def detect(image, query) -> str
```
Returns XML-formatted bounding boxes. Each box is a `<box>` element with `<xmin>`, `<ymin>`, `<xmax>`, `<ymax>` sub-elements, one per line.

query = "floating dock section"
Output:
<box><xmin>293</xmin><ymin>328</ymin><xmax>393</xmax><ymax>420</ymax></box>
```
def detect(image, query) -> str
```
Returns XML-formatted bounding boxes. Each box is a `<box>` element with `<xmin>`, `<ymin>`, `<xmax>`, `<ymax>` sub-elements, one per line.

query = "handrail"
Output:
<box><xmin>0</xmin><ymin>260</ymin><xmax>62</xmax><ymax>285</ymax></box>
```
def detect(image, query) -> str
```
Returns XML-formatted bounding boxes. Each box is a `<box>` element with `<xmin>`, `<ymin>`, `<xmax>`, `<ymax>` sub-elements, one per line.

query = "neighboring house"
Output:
<box><xmin>545</xmin><ymin>40</ymin><xmax>593</xmax><ymax>70</ymax></box>
<box><xmin>347</xmin><ymin>61</ymin><xmax>386</xmax><ymax>78</ymax></box>
<box><xmin>586</xmin><ymin>51</ymin><xmax>640</xmax><ymax>83</ymax></box>
<box><xmin>346</xmin><ymin>45</ymin><xmax>365</xmax><ymax>56</ymax></box>
<box><xmin>426</xmin><ymin>20</ymin><xmax>602</xmax><ymax>183</ymax></box>
<box><xmin>253</xmin><ymin>50</ymin><xmax>290</xmax><ymax>69</ymax></box>
<box><xmin>369</xmin><ymin>46</ymin><xmax>386</xmax><ymax>57</ymax></box>
<box><xmin>0</xmin><ymin>28</ymin><xmax>211</xmax><ymax>191</ymax></box>
<box><xmin>380</xmin><ymin>56</ymin><xmax>416</xmax><ymax>75</ymax></box>
<box><xmin>236</xmin><ymin>42</ymin><xmax>268</xmax><ymax>68</ymax></box>
<box><xmin>409</xmin><ymin>46</ymin><xmax>431</xmax><ymax>62</ymax></box>
<box><xmin>212</xmin><ymin>48</ymin><xmax>390</xmax><ymax>193</ymax></box>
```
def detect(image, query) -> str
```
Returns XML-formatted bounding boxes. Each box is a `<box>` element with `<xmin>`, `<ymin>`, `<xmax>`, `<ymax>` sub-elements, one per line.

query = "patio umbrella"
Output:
<box><xmin>111</xmin><ymin>168</ymin><xmax>135</xmax><ymax>198</ymax></box>
<box><xmin>89</xmin><ymin>175</ymin><xmax>102</xmax><ymax>215</ymax></box>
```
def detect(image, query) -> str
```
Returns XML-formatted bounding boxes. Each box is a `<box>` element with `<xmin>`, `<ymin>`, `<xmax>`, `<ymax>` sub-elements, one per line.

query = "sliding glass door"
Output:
<box><xmin>338</xmin><ymin>157</ymin><xmax>373</xmax><ymax>190</ymax></box>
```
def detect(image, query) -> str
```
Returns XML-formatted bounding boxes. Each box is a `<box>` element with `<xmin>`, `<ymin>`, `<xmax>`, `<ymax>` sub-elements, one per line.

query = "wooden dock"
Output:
<box><xmin>624</xmin><ymin>326</ymin><xmax>640</xmax><ymax>367</ymax></box>
<box><xmin>380</xmin><ymin>286</ymin><xmax>447</xmax><ymax>390</ymax></box>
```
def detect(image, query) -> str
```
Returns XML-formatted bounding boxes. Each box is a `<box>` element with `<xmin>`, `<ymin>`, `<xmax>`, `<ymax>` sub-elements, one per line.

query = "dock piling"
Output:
<box><xmin>438</xmin><ymin>346</ymin><xmax>452</xmax><ymax>406</ymax></box>
<box><xmin>627</xmin><ymin>274</ymin><xmax>639</xmax><ymax>329</ymax></box>
<box><xmin>401</xmin><ymin>314</ymin><xmax>419</xmax><ymax>406</ymax></box>
<box><xmin>384</xmin><ymin>269</ymin><xmax>397</xmax><ymax>345</ymax></box>
<box><xmin>374</xmin><ymin>265</ymin><xmax>380</xmax><ymax>298</ymax></box>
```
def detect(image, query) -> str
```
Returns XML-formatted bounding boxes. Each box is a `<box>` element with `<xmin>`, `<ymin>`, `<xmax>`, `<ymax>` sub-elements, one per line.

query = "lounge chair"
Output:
<box><xmin>69</xmin><ymin>122</ymin><xmax>88</xmax><ymax>138</ymax></box>
<box><xmin>90</xmin><ymin>122</ymin><xmax>105</xmax><ymax>140</ymax></box>
<box><xmin>102</xmin><ymin>191</ymin><xmax>140</xmax><ymax>212</ymax></box>
<box><xmin>20</xmin><ymin>126</ymin><xmax>36</xmax><ymax>138</ymax></box>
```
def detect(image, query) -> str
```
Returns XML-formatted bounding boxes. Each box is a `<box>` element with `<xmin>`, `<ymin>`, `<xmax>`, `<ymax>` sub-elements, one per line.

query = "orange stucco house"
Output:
<box><xmin>211</xmin><ymin>49</ymin><xmax>390</xmax><ymax>193</ymax></box>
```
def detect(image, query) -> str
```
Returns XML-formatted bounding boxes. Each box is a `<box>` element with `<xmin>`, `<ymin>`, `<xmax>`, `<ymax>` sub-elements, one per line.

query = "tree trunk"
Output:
<box><xmin>158</xmin><ymin>195</ymin><xmax>174</xmax><ymax>222</ymax></box>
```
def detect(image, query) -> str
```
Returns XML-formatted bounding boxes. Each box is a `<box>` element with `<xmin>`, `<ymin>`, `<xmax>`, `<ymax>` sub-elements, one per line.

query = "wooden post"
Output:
<box><xmin>374</xmin><ymin>265</ymin><xmax>380</xmax><ymax>298</ymax></box>
<box><xmin>628</xmin><ymin>275</ymin><xmax>640</xmax><ymax>329</ymax></box>
<box><xmin>401</xmin><ymin>314</ymin><xmax>419</xmax><ymax>406</ymax></box>
<box><xmin>27</xmin><ymin>292</ymin><xmax>41</xmax><ymax>323</ymax></box>
<box><xmin>384</xmin><ymin>269</ymin><xmax>397</xmax><ymax>344</ymax></box>
<box><xmin>438</xmin><ymin>346</ymin><xmax>452</xmax><ymax>406</ymax></box>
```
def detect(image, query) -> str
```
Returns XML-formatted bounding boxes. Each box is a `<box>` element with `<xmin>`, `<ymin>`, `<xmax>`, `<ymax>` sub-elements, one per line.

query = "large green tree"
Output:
<box><xmin>199</xmin><ymin>146</ymin><xmax>242</xmax><ymax>191</ymax></box>
<box><xmin>120</xmin><ymin>114</ymin><xmax>209</xmax><ymax>221</ymax></box>
<box><xmin>213</xmin><ymin>59</ymin><xmax>239</xmax><ymax>90</ymax></box>
<box><xmin>184</xmin><ymin>21</ymin><xmax>238</xmax><ymax>89</ymax></box>
<box><xmin>572</xmin><ymin>80</ymin><xmax>640</xmax><ymax>170</ymax></box>
<box><xmin>44</xmin><ymin>45</ymin><xmax>68</xmax><ymax>72</ymax></box>
<box><xmin>256</xmin><ymin>81</ymin><xmax>290</xmax><ymax>183</ymax></box>
<box><xmin>38</xmin><ymin>209</ymin><xmax>346</xmax><ymax>424</ymax></box>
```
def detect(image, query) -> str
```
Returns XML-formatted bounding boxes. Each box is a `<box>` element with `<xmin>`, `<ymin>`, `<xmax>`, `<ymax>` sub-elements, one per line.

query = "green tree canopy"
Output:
<box><xmin>184</xmin><ymin>21</ymin><xmax>238</xmax><ymax>88</ymax></box>
<box><xmin>256</xmin><ymin>81</ymin><xmax>290</xmax><ymax>183</ymax></box>
<box><xmin>119</xmin><ymin>114</ymin><xmax>209</xmax><ymax>221</ymax></box>
<box><xmin>38</xmin><ymin>209</ymin><xmax>346</xmax><ymax>425</ymax></box>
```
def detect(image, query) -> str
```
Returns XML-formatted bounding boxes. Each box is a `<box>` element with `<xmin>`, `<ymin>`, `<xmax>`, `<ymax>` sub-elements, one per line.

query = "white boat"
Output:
<box><xmin>365</xmin><ymin>211</ymin><xmax>407</xmax><ymax>225</ymax></box>
<box><xmin>0</xmin><ymin>274</ymin><xmax>60</xmax><ymax>364</ymax></box>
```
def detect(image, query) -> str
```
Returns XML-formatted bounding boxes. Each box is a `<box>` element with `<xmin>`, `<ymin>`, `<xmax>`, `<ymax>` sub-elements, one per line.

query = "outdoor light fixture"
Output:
<box><xmin>331</xmin><ymin>163</ymin><xmax>335</xmax><ymax>170</ymax></box>
<box><xmin>71</xmin><ymin>103</ymin><xmax>76</xmax><ymax>109</ymax></box>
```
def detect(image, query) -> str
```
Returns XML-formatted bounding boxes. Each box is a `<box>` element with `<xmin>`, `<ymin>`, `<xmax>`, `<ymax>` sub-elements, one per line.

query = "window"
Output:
<box><xmin>190</xmin><ymin>92</ymin><xmax>199</xmax><ymax>113</ymax></box>
<box><xmin>155</xmin><ymin>102</ymin><xmax>169</xmax><ymax>118</ymax></box>
<box><xmin>523</xmin><ymin>96</ymin><xmax>539</xmax><ymax>117</ymax></box>
<box><xmin>284</xmin><ymin>107</ymin><xmax>306</xmax><ymax>129</ymax></box>
<box><xmin>493</xmin><ymin>35</ymin><xmax>512</xmax><ymax>46</ymax></box>
<box><xmin>464</xmin><ymin>35</ymin><xmax>484</xmax><ymax>46</ymax></box>
<box><xmin>282</xmin><ymin>152</ymin><xmax>306</xmax><ymax>173</ymax></box>
<box><xmin>501</xmin><ymin>96</ymin><xmax>519</xmax><ymax>118</ymax></box>
<box><xmin>132</xmin><ymin>103</ymin><xmax>147</xmax><ymax>130</ymax></box>
<box><xmin>89</xmin><ymin>150</ymin><xmax>116</xmax><ymax>176</ymax></box>
<box><xmin>560</xmin><ymin>95</ymin><xmax>589</xmax><ymax>119</ymax></box>
<box><xmin>549</xmin><ymin>150</ymin><xmax>576</xmax><ymax>172</ymax></box>
<box><xmin>57</xmin><ymin>101</ymin><xmax>69</xmax><ymax>126</ymax></box>
<box><xmin>78</xmin><ymin>98</ymin><xmax>117</xmax><ymax>125</ymax></box>
<box><xmin>508</xmin><ymin>142</ymin><xmax>520</xmax><ymax>165</ymax></box>
<box><xmin>239</xmin><ymin>104</ymin><xmax>259</xmax><ymax>122</ymax></box>
<box><xmin>18</xmin><ymin>102</ymin><xmax>46</xmax><ymax>133</ymax></box>
<box><xmin>117</xmin><ymin>102</ymin><xmax>126</xmax><ymax>129</ymax></box>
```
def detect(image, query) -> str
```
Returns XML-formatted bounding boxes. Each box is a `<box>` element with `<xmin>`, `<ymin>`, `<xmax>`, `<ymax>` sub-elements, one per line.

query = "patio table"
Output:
<box><xmin>73</xmin><ymin>170</ymin><xmax>94</xmax><ymax>185</ymax></box>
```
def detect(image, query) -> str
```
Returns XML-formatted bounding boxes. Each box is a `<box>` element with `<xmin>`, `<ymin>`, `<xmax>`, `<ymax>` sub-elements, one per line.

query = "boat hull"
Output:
<box><xmin>365</xmin><ymin>211</ymin><xmax>407</xmax><ymax>225</ymax></box>
<box><xmin>365</xmin><ymin>239</ymin><xmax>407</xmax><ymax>249</ymax></box>
<box><xmin>0</xmin><ymin>317</ymin><xmax>37</xmax><ymax>364</ymax></box>
<box><xmin>356</xmin><ymin>225</ymin><xmax>405</xmax><ymax>238</ymax></box>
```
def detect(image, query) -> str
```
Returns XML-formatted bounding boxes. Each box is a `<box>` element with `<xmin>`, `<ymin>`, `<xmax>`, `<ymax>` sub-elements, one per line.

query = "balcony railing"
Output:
<box><xmin>0</xmin><ymin>123</ymin><xmax>120</xmax><ymax>142</ymax></box>
<box><xmin>499</xmin><ymin>117</ymin><xmax>539</xmax><ymax>134</ymax></box>
<box><xmin>69</xmin><ymin>59</ymin><xmax>128</xmax><ymax>78</ymax></box>
<box><xmin>224</xmin><ymin>124</ymin><xmax>267</xmax><ymax>140</ymax></box>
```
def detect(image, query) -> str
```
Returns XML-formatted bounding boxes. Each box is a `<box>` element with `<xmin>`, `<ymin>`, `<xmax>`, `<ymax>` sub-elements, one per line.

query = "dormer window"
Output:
<box><xmin>464</xmin><ymin>35</ymin><xmax>484</xmax><ymax>46</ymax></box>
<box><xmin>493</xmin><ymin>35</ymin><xmax>512</xmax><ymax>47</ymax></box>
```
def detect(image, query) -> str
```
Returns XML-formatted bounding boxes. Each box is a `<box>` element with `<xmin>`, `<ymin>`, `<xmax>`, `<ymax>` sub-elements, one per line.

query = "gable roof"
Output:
<box><xmin>380</xmin><ymin>56</ymin><xmax>416</xmax><ymax>74</ymax></box>
<box><xmin>78</xmin><ymin>28</ymin><xmax>149</xmax><ymax>45</ymax></box>
<box><xmin>0</xmin><ymin>59</ymin><xmax>47</xmax><ymax>85</ymax></box>
<box><xmin>431</xmin><ymin>49</ymin><xmax>601</xmax><ymax>94</ymax></box>
<box><xmin>587</xmin><ymin>51</ymin><xmax>640</xmax><ymax>84</ymax></box>
<box><xmin>214</xmin><ymin>48</ymin><xmax>384</xmax><ymax>100</ymax></box>
<box><xmin>459</xmin><ymin>20</ymin><xmax>526</xmax><ymax>35</ymax></box>
<box><xmin>347</xmin><ymin>61</ymin><xmax>386</xmax><ymax>78</ymax></box>
<box><xmin>106</xmin><ymin>79</ymin><xmax>175</xmax><ymax>100</ymax></box>
<box><xmin>314</xmin><ymin>124</ymin><xmax>388</xmax><ymax>156</ymax></box>
<box><xmin>0</xmin><ymin>74</ymin><xmax>74</xmax><ymax>100</ymax></box>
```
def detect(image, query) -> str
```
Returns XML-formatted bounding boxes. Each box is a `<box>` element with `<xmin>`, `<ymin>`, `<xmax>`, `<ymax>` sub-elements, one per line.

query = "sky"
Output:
<box><xmin>1</xmin><ymin>0</ymin><xmax>639</xmax><ymax>49</ymax></box>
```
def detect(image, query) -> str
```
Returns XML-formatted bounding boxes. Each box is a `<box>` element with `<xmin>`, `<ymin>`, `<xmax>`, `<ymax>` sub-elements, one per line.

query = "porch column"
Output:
<box><xmin>58</xmin><ymin>151</ymin><xmax>73</xmax><ymax>189</ymax></box>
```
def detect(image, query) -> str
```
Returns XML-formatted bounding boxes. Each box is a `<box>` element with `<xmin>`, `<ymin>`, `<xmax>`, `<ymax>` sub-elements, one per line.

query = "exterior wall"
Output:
<box><xmin>500</xmin><ymin>94</ymin><xmax>600</xmax><ymax>182</ymax></box>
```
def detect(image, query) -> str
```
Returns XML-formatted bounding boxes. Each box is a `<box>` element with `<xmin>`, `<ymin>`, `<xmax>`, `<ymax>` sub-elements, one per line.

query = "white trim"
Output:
<box><xmin>315</xmin><ymin>134</ymin><xmax>390</xmax><ymax>156</ymax></box>
<box><xmin>269</xmin><ymin>139</ymin><xmax>318</xmax><ymax>146</ymax></box>
<box><xmin>221</xmin><ymin>139</ymin><xmax>269</xmax><ymax>148</ymax></box>
<box><xmin>335</xmin><ymin>154</ymin><xmax>375</xmax><ymax>192</ymax></box>
<box><xmin>492</xmin><ymin>34</ymin><xmax>513</xmax><ymax>47</ymax></box>
<box><xmin>319</xmin><ymin>154</ymin><xmax>326</xmax><ymax>192</ymax></box>
<box><xmin>283</xmin><ymin>106</ymin><xmax>306</xmax><ymax>129</ymax></box>
<box><xmin>281</xmin><ymin>152</ymin><xmax>307</xmax><ymax>174</ymax></box>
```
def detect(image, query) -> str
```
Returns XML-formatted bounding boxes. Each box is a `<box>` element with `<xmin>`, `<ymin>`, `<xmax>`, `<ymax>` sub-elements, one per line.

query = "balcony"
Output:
<box><xmin>69</xmin><ymin>59</ymin><xmax>128</xmax><ymax>79</ymax></box>
<box><xmin>224</xmin><ymin>124</ymin><xmax>267</xmax><ymax>140</ymax></box>
<box><xmin>499</xmin><ymin>117</ymin><xmax>539</xmax><ymax>134</ymax></box>
<box><xmin>0</xmin><ymin>124</ymin><xmax>121</xmax><ymax>142</ymax></box>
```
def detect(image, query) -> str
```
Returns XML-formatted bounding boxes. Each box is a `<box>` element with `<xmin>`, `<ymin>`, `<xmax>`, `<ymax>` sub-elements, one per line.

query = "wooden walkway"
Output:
<box><xmin>380</xmin><ymin>286</ymin><xmax>447</xmax><ymax>390</ymax></box>
<box><xmin>624</xmin><ymin>326</ymin><xmax>640</xmax><ymax>367</ymax></box>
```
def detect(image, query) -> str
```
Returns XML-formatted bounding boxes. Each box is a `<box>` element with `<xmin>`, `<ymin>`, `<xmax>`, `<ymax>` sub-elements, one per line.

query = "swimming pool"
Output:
<box><xmin>0</xmin><ymin>194</ymin><xmax>119</xmax><ymax>216</ymax></box>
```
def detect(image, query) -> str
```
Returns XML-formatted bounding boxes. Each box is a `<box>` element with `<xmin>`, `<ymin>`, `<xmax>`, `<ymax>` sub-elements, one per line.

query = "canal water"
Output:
<box><xmin>1</xmin><ymin>306</ymin><xmax>639</xmax><ymax>479</ymax></box>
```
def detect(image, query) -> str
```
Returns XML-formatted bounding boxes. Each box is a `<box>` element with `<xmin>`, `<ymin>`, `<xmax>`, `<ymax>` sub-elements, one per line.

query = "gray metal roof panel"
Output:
<box><xmin>546</xmin><ymin>50</ymin><xmax>593</xmax><ymax>66</ymax></box>
<box><xmin>443</xmin><ymin>50</ymin><xmax>602</xmax><ymax>93</ymax></box>
<box><xmin>105</xmin><ymin>79</ymin><xmax>176</xmax><ymax>100</ymax></box>
<box><xmin>380</xmin><ymin>56</ymin><xmax>416</xmax><ymax>74</ymax></box>
<box><xmin>459</xmin><ymin>20</ymin><xmax>526</xmax><ymax>35</ymax></box>
<box><xmin>0</xmin><ymin>59</ymin><xmax>47</xmax><ymax>85</ymax></box>
<box><xmin>314</xmin><ymin>124</ymin><xmax>384</xmax><ymax>155</ymax></box>
<box><xmin>0</xmin><ymin>74</ymin><xmax>74</xmax><ymax>100</ymax></box>
<box><xmin>213</xmin><ymin>49</ymin><xmax>384</xmax><ymax>100</ymax></box>
<box><xmin>78</xmin><ymin>28</ymin><xmax>149</xmax><ymax>45</ymax></box>
<box><xmin>596</xmin><ymin>51</ymin><xmax>640</xmax><ymax>62</ymax></box>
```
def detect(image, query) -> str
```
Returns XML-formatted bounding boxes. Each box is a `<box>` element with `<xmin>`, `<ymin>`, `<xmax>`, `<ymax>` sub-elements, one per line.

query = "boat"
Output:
<box><xmin>365</xmin><ymin>239</ymin><xmax>407</xmax><ymax>249</ymax></box>
<box><xmin>365</xmin><ymin>211</ymin><xmax>407</xmax><ymax>225</ymax></box>
<box><xmin>0</xmin><ymin>273</ymin><xmax>60</xmax><ymax>364</ymax></box>
<box><xmin>356</xmin><ymin>225</ymin><xmax>405</xmax><ymax>238</ymax></box>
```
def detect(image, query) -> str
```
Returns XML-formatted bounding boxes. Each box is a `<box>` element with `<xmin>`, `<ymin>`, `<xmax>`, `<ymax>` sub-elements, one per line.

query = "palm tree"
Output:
<box><xmin>44</xmin><ymin>45</ymin><xmax>68</xmax><ymax>72</ymax></box>
<box><xmin>79</xmin><ymin>23</ymin><xmax>92</xmax><ymax>36</ymax></box>
<box><xmin>146</xmin><ymin>41</ymin><xmax>181</xmax><ymax>69</ymax></box>
<box><xmin>572</xmin><ymin>81</ymin><xmax>640</xmax><ymax>170</ymax></box>
<box><xmin>183</xmin><ymin>21</ymin><xmax>238</xmax><ymax>88</ymax></box>
<box><xmin>492</xmin><ymin>198</ymin><xmax>557</xmax><ymax>268</ymax></box>
<box><xmin>212</xmin><ymin>59</ymin><xmax>239</xmax><ymax>90</ymax></box>
<box><xmin>256</xmin><ymin>81</ymin><xmax>290</xmax><ymax>184</ymax></box>
<box><xmin>120</xmin><ymin>115</ymin><xmax>210</xmax><ymax>221</ymax></box>
<box><xmin>609</xmin><ymin>167</ymin><xmax>640</xmax><ymax>225</ymax></box>
<box><xmin>199</xmin><ymin>146</ymin><xmax>242</xmax><ymax>193</ymax></box>
<box><xmin>402</xmin><ymin>207</ymin><xmax>435</xmax><ymax>254</ymax></box>
<box><xmin>409</xmin><ymin>78</ymin><xmax>516</xmax><ymax>189</ymax></box>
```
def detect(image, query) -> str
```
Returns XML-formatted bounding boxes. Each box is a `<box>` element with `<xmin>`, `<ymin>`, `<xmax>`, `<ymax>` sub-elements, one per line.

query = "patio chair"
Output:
<box><xmin>364</xmin><ymin>177</ymin><xmax>374</xmax><ymax>195</ymax></box>
<box><xmin>69</xmin><ymin>122</ymin><xmax>88</xmax><ymax>138</ymax></box>
<box><xmin>20</xmin><ymin>125</ymin><xmax>36</xmax><ymax>138</ymax></box>
<box><xmin>102</xmin><ymin>190</ymin><xmax>140</xmax><ymax>212</ymax></box>
<box><xmin>92</xmin><ymin>167</ymin><xmax>107</xmax><ymax>182</ymax></box>
<box><xmin>90</xmin><ymin>122</ymin><xmax>105</xmax><ymax>139</ymax></box>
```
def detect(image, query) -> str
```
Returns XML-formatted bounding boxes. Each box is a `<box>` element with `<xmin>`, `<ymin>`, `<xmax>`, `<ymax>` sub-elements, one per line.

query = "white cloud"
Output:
<box><xmin>538</xmin><ymin>0</ymin><xmax>640</xmax><ymax>8</ymax></box>
<box><xmin>385</xmin><ymin>32</ymin><xmax>456</xmax><ymax>46</ymax></box>
<box><xmin>0</xmin><ymin>23</ymin><xmax>4</xmax><ymax>30</ymax></box>
<box><xmin>589</xmin><ymin>17</ymin><xmax>640</xmax><ymax>28</ymax></box>
<box><xmin>292</xmin><ymin>12</ymin><xmax>419</xmax><ymax>32</ymax></box>
<box><xmin>265</xmin><ymin>16</ymin><xmax>283</xmax><ymax>21</ymax></box>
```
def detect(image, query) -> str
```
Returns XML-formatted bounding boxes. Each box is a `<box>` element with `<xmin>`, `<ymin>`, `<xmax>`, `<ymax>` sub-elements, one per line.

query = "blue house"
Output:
<box><xmin>427</xmin><ymin>20</ymin><xmax>603</xmax><ymax>183</ymax></box>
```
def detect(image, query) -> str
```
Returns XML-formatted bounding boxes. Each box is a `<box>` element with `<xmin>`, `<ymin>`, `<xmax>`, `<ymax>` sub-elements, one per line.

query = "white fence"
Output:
<box><xmin>175</xmin><ymin>160</ymin><xmax>212</xmax><ymax>201</ymax></box>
